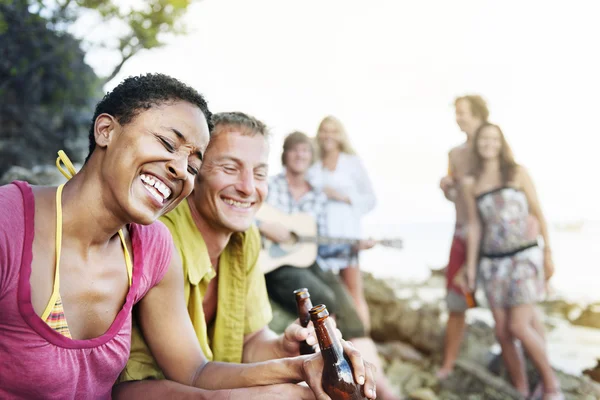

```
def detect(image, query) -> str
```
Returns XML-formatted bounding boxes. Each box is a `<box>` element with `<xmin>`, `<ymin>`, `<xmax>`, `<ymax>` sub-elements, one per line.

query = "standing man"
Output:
<box><xmin>114</xmin><ymin>113</ymin><xmax>377</xmax><ymax>399</ymax></box>
<box><xmin>437</xmin><ymin>95</ymin><xmax>488</xmax><ymax>379</ymax></box>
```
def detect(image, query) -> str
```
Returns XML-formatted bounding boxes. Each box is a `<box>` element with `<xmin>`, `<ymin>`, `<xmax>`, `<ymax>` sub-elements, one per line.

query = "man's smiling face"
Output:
<box><xmin>192</xmin><ymin>129</ymin><xmax>269</xmax><ymax>234</ymax></box>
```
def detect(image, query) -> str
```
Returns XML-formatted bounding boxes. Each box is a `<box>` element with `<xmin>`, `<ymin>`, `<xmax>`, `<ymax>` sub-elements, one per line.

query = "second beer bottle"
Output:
<box><xmin>310</xmin><ymin>304</ymin><xmax>366</xmax><ymax>400</ymax></box>
<box><xmin>294</xmin><ymin>288</ymin><xmax>316</xmax><ymax>355</ymax></box>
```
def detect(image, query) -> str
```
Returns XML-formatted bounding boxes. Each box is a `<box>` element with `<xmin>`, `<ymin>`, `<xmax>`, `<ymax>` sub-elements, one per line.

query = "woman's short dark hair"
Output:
<box><xmin>86</xmin><ymin>73</ymin><xmax>212</xmax><ymax>162</ymax></box>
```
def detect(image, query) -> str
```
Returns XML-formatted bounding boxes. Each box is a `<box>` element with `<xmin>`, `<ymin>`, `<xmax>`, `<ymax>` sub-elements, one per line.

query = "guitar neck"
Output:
<box><xmin>299</xmin><ymin>236</ymin><xmax>360</xmax><ymax>246</ymax></box>
<box><xmin>297</xmin><ymin>235</ymin><xmax>402</xmax><ymax>250</ymax></box>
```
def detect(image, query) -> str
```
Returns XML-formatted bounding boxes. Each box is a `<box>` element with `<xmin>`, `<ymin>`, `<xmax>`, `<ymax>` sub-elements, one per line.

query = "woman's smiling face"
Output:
<box><xmin>96</xmin><ymin>100</ymin><xmax>210</xmax><ymax>225</ymax></box>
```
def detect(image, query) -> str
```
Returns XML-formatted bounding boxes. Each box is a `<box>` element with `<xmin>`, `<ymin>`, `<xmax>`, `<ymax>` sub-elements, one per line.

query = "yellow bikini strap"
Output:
<box><xmin>40</xmin><ymin>184</ymin><xmax>66</xmax><ymax>321</ymax></box>
<box><xmin>53</xmin><ymin>150</ymin><xmax>132</xmax><ymax>286</ymax></box>
<box><xmin>56</xmin><ymin>150</ymin><xmax>77</xmax><ymax>180</ymax></box>
<box><xmin>119</xmin><ymin>230</ymin><xmax>133</xmax><ymax>287</ymax></box>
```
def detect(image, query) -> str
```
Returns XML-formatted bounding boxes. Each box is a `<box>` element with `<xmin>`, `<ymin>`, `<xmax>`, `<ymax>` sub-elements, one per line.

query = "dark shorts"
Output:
<box><xmin>265</xmin><ymin>262</ymin><xmax>366</xmax><ymax>339</ymax></box>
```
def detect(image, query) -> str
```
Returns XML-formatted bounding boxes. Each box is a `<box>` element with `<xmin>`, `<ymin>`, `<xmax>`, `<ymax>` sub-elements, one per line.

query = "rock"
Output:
<box><xmin>429</xmin><ymin>267</ymin><xmax>446</xmax><ymax>278</ymax></box>
<box><xmin>267</xmin><ymin>271</ymin><xmax>600</xmax><ymax>399</ymax></box>
<box><xmin>407</xmin><ymin>388</ymin><xmax>438</xmax><ymax>400</ymax></box>
<box><xmin>540</xmin><ymin>299</ymin><xmax>582</xmax><ymax>321</ymax></box>
<box><xmin>572</xmin><ymin>304</ymin><xmax>600</xmax><ymax>329</ymax></box>
<box><xmin>440</xmin><ymin>359</ymin><xmax>524</xmax><ymax>400</ymax></box>
<box><xmin>31</xmin><ymin>164</ymin><xmax>71</xmax><ymax>185</ymax></box>
<box><xmin>385</xmin><ymin>360</ymin><xmax>436</xmax><ymax>397</ymax></box>
<box><xmin>268</xmin><ymin>298</ymin><xmax>296</xmax><ymax>334</ymax></box>
<box><xmin>411</xmin><ymin>303</ymin><xmax>443</xmax><ymax>354</ymax></box>
<box><xmin>1</xmin><ymin>166</ymin><xmax>42</xmax><ymax>185</ymax></box>
<box><xmin>1</xmin><ymin>163</ymin><xmax>69</xmax><ymax>186</ymax></box>
<box><xmin>364</xmin><ymin>272</ymin><xmax>443</xmax><ymax>354</ymax></box>
<box><xmin>377</xmin><ymin>341</ymin><xmax>425</xmax><ymax>364</ymax></box>
<box><xmin>583</xmin><ymin>359</ymin><xmax>600</xmax><ymax>383</ymax></box>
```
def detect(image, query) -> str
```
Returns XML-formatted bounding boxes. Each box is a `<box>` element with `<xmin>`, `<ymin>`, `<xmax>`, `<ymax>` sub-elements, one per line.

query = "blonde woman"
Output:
<box><xmin>309</xmin><ymin>116</ymin><xmax>377</xmax><ymax>330</ymax></box>
<box><xmin>462</xmin><ymin>122</ymin><xmax>561</xmax><ymax>399</ymax></box>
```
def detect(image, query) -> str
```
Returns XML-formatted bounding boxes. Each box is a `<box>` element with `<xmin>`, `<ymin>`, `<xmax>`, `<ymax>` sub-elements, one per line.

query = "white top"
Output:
<box><xmin>309</xmin><ymin>153</ymin><xmax>377</xmax><ymax>271</ymax></box>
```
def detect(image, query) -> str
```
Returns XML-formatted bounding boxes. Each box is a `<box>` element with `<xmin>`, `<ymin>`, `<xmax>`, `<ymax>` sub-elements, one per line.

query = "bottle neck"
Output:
<box><xmin>297</xmin><ymin>298</ymin><xmax>313</xmax><ymax>327</ymax></box>
<box><xmin>315</xmin><ymin>316</ymin><xmax>344</xmax><ymax>361</ymax></box>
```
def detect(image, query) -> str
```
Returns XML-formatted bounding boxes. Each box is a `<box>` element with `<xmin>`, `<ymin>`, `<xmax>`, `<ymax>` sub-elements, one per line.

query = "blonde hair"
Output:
<box><xmin>454</xmin><ymin>95</ymin><xmax>490</xmax><ymax>122</ymax></box>
<box><xmin>315</xmin><ymin>115</ymin><xmax>356</xmax><ymax>157</ymax></box>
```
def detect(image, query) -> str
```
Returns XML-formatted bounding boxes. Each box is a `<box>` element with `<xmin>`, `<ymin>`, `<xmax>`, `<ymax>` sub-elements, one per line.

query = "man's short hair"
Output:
<box><xmin>454</xmin><ymin>94</ymin><xmax>489</xmax><ymax>122</ymax></box>
<box><xmin>86</xmin><ymin>73</ymin><xmax>212</xmax><ymax>162</ymax></box>
<box><xmin>281</xmin><ymin>131</ymin><xmax>314</xmax><ymax>165</ymax></box>
<box><xmin>211</xmin><ymin>112</ymin><xmax>269</xmax><ymax>138</ymax></box>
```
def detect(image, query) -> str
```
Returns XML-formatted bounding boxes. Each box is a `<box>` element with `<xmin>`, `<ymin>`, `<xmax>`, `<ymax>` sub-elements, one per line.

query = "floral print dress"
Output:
<box><xmin>476</xmin><ymin>187</ymin><xmax>545</xmax><ymax>308</ymax></box>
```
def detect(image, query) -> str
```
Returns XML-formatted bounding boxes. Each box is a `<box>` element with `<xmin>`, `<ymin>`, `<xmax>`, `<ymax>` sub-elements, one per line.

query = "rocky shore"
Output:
<box><xmin>269</xmin><ymin>272</ymin><xmax>600</xmax><ymax>399</ymax></box>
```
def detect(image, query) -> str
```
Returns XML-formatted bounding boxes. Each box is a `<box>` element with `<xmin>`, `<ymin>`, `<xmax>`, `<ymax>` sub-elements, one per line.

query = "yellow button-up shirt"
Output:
<box><xmin>119</xmin><ymin>200</ymin><xmax>273</xmax><ymax>382</ymax></box>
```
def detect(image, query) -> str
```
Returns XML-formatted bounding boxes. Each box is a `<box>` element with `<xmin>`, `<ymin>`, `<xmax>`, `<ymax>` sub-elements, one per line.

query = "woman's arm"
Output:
<box><xmin>137</xmin><ymin>249</ymin><xmax>303</xmax><ymax>389</ymax></box>
<box><xmin>135</xmin><ymin>246</ymin><xmax>376</xmax><ymax>398</ymax></box>
<box><xmin>113</xmin><ymin>379</ymin><xmax>315</xmax><ymax>400</ymax></box>
<box><xmin>518</xmin><ymin>167</ymin><xmax>554</xmax><ymax>280</ymax></box>
<box><xmin>462</xmin><ymin>177</ymin><xmax>482</xmax><ymax>291</ymax></box>
<box><xmin>346</xmin><ymin>156</ymin><xmax>377</xmax><ymax>215</ymax></box>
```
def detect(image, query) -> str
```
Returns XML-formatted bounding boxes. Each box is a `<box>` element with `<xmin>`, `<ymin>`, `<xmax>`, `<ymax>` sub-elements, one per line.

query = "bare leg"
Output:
<box><xmin>339</xmin><ymin>265</ymin><xmax>371</xmax><ymax>332</ymax></box>
<box><xmin>351</xmin><ymin>337</ymin><xmax>401</xmax><ymax>400</ymax></box>
<box><xmin>528</xmin><ymin>306</ymin><xmax>547</xmax><ymax>397</ymax></box>
<box><xmin>437</xmin><ymin>311</ymin><xmax>466</xmax><ymax>379</ymax></box>
<box><xmin>532</xmin><ymin>306</ymin><xmax>546</xmax><ymax>341</ymax></box>
<box><xmin>508</xmin><ymin>305</ymin><xmax>561</xmax><ymax>398</ymax></box>
<box><xmin>491</xmin><ymin>308</ymin><xmax>529</xmax><ymax>396</ymax></box>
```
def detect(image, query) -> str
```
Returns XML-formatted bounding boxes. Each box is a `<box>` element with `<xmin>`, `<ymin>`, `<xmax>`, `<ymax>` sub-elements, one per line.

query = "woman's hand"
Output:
<box><xmin>323</xmin><ymin>186</ymin><xmax>350</xmax><ymax>204</ymax></box>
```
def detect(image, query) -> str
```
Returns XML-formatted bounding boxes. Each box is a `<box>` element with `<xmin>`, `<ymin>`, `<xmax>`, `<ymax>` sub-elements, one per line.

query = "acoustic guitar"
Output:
<box><xmin>255</xmin><ymin>204</ymin><xmax>403</xmax><ymax>274</ymax></box>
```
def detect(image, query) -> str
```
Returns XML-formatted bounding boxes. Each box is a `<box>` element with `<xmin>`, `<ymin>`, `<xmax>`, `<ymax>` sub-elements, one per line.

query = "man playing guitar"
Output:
<box><xmin>258</xmin><ymin>131</ymin><xmax>401</xmax><ymax>400</ymax></box>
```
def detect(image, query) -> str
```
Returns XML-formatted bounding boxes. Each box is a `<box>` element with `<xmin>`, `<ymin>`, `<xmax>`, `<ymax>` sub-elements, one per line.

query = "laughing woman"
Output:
<box><xmin>0</xmin><ymin>74</ymin><xmax>211</xmax><ymax>398</ymax></box>
<box><xmin>0</xmin><ymin>75</ymin><xmax>375</xmax><ymax>400</ymax></box>
<box><xmin>462</xmin><ymin>122</ymin><xmax>562</xmax><ymax>400</ymax></box>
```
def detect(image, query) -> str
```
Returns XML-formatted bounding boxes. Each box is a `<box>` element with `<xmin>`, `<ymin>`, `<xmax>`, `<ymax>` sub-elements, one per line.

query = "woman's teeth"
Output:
<box><xmin>140</xmin><ymin>174</ymin><xmax>172</xmax><ymax>203</ymax></box>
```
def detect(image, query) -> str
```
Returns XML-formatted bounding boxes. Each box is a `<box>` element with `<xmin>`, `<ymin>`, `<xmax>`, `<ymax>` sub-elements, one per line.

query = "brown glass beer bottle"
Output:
<box><xmin>465</xmin><ymin>291</ymin><xmax>477</xmax><ymax>308</ymax></box>
<box><xmin>310</xmin><ymin>304</ymin><xmax>366</xmax><ymax>400</ymax></box>
<box><xmin>294</xmin><ymin>288</ymin><xmax>316</xmax><ymax>355</ymax></box>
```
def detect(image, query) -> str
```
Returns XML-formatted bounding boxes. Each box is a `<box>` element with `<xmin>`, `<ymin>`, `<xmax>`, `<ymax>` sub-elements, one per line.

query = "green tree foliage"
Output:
<box><xmin>0</xmin><ymin>0</ymin><xmax>100</xmax><ymax>176</ymax></box>
<box><xmin>30</xmin><ymin>0</ymin><xmax>194</xmax><ymax>83</ymax></box>
<box><xmin>0</xmin><ymin>0</ymin><xmax>195</xmax><ymax>177</ymax></box>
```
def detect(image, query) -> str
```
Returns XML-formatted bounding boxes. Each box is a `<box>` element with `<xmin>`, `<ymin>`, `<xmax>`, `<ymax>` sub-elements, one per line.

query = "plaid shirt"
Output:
<box><xmin>266</xmin><ymin>172</ymin><xmax>327</xmax><ymax>237</ymax></box>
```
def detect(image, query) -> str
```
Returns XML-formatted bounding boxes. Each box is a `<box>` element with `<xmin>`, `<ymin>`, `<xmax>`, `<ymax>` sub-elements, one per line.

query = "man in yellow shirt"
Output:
<box><xmin>116</xmin><ymin>112</ymin><xmax>377</xmax><ymax>399</ymax></box>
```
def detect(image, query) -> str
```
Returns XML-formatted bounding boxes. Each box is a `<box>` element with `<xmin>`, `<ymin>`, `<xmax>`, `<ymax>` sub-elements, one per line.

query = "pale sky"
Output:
<box><xmin>85</xmin><ymin>0</ymin><xmax>600</xmax><ymax>225</ymax></box>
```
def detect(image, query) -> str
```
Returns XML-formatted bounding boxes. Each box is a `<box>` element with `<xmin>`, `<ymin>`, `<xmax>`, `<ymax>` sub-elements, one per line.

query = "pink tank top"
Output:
<box><xmin>0</xmin><ymin>181</ymin><xmax>173</xmax><ymax>399</ymax></box>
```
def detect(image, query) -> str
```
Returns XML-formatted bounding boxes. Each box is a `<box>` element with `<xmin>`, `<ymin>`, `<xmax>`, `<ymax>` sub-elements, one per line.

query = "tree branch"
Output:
<box><xmin>57</xmin><ymin>0</ymin><xmax>73</xmax><ymax>17</ymax></box>
<box><xmin>102</xmin><ymin>51</ymin><xmax>136</xmax><ymax>85</ymax></box>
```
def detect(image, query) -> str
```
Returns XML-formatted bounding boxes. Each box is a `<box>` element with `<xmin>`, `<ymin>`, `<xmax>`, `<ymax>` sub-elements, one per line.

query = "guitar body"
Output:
<box><xmin>256</xmin><ymin>204</ymin><xmax>318</xmax><ymax>274</ymax></box>
<box><xmin>256</xmin><ymin>204</ymin><xmax>402</xmax><ymax>274</ymax></box>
